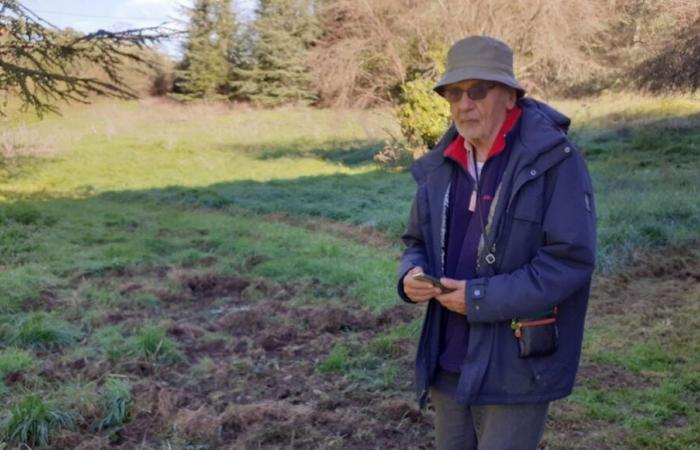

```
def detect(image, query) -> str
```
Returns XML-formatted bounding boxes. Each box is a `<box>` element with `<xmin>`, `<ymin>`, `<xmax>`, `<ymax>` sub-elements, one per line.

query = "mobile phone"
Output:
<box><xmin>411</xmin><ymin>272</ymin><xmax>455</xmax><ymax>293</ymax></box>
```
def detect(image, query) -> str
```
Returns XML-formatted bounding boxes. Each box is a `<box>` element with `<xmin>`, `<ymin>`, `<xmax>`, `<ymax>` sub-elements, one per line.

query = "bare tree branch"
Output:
<box><xmin>0</xmin><ymin>0</ymin><xmax>180</xmax><ymax>116</ymax></box>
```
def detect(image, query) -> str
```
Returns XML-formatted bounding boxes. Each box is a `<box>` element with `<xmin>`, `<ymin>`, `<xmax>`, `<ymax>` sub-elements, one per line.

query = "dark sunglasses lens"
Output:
<box><xmin>467</xmin><ymin>85</ymin><xmax>488</xmax><ymax>100</ymax></box>
<box><xmin>445</xmin><ymin>88</ymin><xmax>463</xmax><ymax>103</ymax></box>
<box><xmin>445</xmin><ymin>84</ymin><xmax>491</xmax><ymax>102</ymax></box>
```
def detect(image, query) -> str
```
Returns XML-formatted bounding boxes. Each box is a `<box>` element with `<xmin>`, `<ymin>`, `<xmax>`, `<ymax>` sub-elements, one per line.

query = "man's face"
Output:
<box><xmin>446</xmin><ymin>80</ymin><xmax>516</xmax><ymax>145</ymax></box>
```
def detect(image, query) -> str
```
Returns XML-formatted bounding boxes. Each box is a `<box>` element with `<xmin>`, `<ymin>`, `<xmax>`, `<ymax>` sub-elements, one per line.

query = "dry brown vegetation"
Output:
<box><xmin>310</xmin><ymin>0</ymin><xmax>700</xmax><ymax>106</ymax></box>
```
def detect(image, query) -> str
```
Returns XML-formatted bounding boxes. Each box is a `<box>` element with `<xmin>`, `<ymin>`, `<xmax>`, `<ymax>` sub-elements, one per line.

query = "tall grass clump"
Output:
<box><xmin>93</xmin><ymin>326</ymin><xmax>131</xmax><ymax>362</ymax></box>
<box><xmin>0</xmin><ymin>348</ymin><xmax>35</xmax><ymax>379</ymax></box>
<box><xmin>10</xmin><ymin>312</ymin><xmax>81</xmax><ymax>349</ymax></box>
<box><xmin>133</xmin><ymin>324</ymin><xmax>180</xmax><ymax>364</ymax></box>
<box><xmin>4</xmin><ymin>393</ymin><xmax>74</xmax><ymax>447</ymax></box>
<box><xmin>0</xmin><ymin>266</ymin><xmax>59</xmax><ymax>314</ymax></box>
<box><xmin>94</xmin><ymin>377</ymin><xmax>132</xmax><ymax>430</ymax></box>
<box><xmin>319</xmin><ymin>344</ymin><xmax>349</xmax><ymax>374</ymax></box>
<box><xmin>0</xmin><ymin>348</ymin><xmax>35</xmax><ymax>394</ymax></box>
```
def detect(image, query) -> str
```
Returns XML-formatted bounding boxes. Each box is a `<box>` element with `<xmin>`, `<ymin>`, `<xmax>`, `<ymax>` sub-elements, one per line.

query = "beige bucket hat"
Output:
<box><xmin>434</xmin><ymin>36</ymin><xmax>525</xmax><ymax>97</ymax></box>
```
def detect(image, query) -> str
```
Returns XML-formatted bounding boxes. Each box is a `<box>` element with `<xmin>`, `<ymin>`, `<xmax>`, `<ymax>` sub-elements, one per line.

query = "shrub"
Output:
<box><xmin>394</xmin><ymin>77</ymin><xmax>451</xmax><ymax>150</ymax></box>
<box><xmin>5</xmin><ymin>393</ymin><xmax>74</xmax><ymax>447</ymax></box>
<box><xmin>380</xmin><ymin>53</ymin><xmax>451</xmax><ymax>168</ymax></box>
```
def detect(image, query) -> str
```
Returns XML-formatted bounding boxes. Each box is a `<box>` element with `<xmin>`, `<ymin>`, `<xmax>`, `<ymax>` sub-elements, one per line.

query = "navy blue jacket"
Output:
<box><xmin>397</xmin><ymin>98</ymin><xmax>596</xmax><ymax>406</ymax></box>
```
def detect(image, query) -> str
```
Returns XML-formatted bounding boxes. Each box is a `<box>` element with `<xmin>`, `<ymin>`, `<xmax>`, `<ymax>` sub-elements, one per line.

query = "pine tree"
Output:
<box><xmin>176</xmin><ymin>0</ymin><xmax>236</xmax><ymax>99</ymax></box>
<box><xmin>232</xmin><ymin>0</ymin><xmax>319</xmax><ymax>106</ymax></box>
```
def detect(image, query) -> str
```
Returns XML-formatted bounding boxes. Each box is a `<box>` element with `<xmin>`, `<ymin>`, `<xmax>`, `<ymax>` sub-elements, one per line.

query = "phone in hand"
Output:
<box><xmin>411</xmin><ymin>272</ymin><xmax>455</xmax><ymax>294</ymax></box>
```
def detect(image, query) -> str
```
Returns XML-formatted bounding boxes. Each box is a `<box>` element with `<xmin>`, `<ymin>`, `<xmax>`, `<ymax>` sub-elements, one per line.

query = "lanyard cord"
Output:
<box><xmin>472</xmin><ymin>149</ymin><xmax>489</xmax><ymax>258</ymax></box>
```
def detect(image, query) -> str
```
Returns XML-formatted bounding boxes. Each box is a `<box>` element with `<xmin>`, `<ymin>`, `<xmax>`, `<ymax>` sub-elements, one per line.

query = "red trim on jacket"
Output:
<box><xmin>443</xmin><ymin>106</ymin><xmax>523</xmax><ymax>172</ymax></box>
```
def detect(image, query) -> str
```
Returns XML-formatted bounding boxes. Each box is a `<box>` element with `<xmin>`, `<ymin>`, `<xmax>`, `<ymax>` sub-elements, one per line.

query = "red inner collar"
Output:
<box><xmin>444</xmin><ymin>105</ymin><xmax>522</xmax><ymax>172</ymax></box>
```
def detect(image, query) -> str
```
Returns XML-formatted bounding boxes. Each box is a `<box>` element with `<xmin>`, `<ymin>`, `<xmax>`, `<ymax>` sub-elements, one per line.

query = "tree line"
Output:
<box><xmin>1</xmin><ymin>0</ymin><xmax>698</xmax><ymax>117</ymax></box>
<box><xmin>175</xmin><ymin>0</ymin><xmax>700</xmax><ymax>107</ymax></box>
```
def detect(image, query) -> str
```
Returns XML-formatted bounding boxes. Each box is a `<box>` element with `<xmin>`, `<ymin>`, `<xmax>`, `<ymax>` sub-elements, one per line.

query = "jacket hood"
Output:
<box><xmin>518</xmin><ymin>98</ymin><xmax>570</xmax><ymax>134</ymax></box>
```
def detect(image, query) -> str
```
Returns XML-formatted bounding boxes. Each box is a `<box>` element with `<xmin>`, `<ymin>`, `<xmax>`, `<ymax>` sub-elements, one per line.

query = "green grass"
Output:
<box><xmin>0</xmin><ymin>348</ymin><xmax>35</xmax><ymax>395</ymax></box>
<box><xmin>133</xmin><ymin>324</ymin><xmax>181</xmax><ymax>364</ymax></box>
<box><xmin>0</xmin><ymin>95</ymin><xmax>699</xmax><ymax>448</ymax></box>
<box><xmin>319</xmin><ymin>344</ymin><xmax>350</xmax><ymax>374</ymax></box>
<box><xmin>320</xmin><ymin>322</ymin><xmax>421</xmax><ymax>389</ymax></box>
<box><xmin>95</xmin><ymin>377</ymin><xmax>132</xmax><ymax>430</ymax></box>
<box><xmin>4</xmin><ymin>97</ymin><xmax>698</xmax><ymax>271</ymax></box>
<box><xmin>0</xmin><ymin>348</ymin><xmax>35</xmax><ymax>378</ymax></box>
<box><xmin>4</xmin><ymin>393</ymin><xmax>74</xmax><ymax>447</ymax></box>
<box><xmin>319</xmin><ymin>341</ymin><xmax>401</xmax><ymax>390</ymax></box>
<box><xmin>9</xmin><ymin>312</ymin><xmax>81</xmax><ymax>349</ymax></box>
<box><xmin>93</xmin><ymin>326</ymin><xmax>132</xmax><ymax>362</ymax></box>
<box><xmin>0</xmin><ymin>100</ymin><xmax>396</xmax><ymax>200</ymax></box>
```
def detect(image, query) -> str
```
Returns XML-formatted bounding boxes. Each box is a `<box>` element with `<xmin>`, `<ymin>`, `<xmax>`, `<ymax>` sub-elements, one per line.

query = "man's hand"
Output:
<box><xmin>403</xmin><ymin>267</ymin><xmax>441</xmax><ymax>303</ymax></box>
<box><xmin>436</xmin><ymin>277</ymin><xmax>467</xmax><ymax>315</ymax></box>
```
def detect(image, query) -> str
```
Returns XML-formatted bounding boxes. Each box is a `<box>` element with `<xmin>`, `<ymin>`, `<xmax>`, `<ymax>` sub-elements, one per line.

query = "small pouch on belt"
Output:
<box><xmin>511</xmin><ymin>307</ymin><xmax>559</xmax><ymax>358</ymax></box>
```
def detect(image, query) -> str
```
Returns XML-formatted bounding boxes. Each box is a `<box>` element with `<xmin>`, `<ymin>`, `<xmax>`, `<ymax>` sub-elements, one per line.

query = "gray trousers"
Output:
<box><xmin>430</xmin><ymin>371</ymin><xmax>549</xmax><ymax>450</ymax></box>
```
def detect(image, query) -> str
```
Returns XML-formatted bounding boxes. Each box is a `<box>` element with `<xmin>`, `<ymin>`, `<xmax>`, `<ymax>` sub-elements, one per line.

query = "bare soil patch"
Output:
<box><xmin>38</xmin><ymin>266</ymin><xmax>430</xmax><ymax>448</ymax></box>
<box><xmin>33</xmin><ymin>242</ymin><xmax>700</xmax><ymax>449</ymax></box>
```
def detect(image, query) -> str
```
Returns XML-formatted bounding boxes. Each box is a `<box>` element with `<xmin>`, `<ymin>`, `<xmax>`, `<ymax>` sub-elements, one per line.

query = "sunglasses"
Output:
<box><xmin>443</xmin><ymin>83</ymin><xmax>496</xmax><ymax>103</ymax></box>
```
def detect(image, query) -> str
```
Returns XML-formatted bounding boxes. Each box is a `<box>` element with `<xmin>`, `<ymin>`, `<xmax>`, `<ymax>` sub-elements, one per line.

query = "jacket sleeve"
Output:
<box><xmin>397</xmin><ymin>191</ymin><xmax>430</xmax><ymax>303</ymax></box>
<box><xmin>466</xmin><ymin>150</ymin><xmax>596</xmax><ymax>322</ymax></box>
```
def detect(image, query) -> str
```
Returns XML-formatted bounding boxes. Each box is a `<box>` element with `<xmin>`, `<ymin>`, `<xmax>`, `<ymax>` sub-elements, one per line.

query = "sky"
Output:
<box><xmin>21</xmin><ymin>0</ymin><xmax>257</xmax><ymax>58</ymax></box>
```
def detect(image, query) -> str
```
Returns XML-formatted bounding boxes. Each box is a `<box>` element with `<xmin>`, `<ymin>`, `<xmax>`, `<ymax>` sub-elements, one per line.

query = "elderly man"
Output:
<box><xmin>397</xmin><ymin>36</ymin><xmax>596</xmax><ymax>450</ymax></box>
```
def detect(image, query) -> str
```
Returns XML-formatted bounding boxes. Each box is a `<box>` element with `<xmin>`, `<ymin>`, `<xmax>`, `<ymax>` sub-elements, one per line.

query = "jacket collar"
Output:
<box><xmin>443</xmin><ymin>106</ymin><xmax>522</xmax><ymax>173</ymax></box>
<box><xmin>411</xmin><ymin>97</ymin><xmax>570</xmax><ymax>183</ymax></box>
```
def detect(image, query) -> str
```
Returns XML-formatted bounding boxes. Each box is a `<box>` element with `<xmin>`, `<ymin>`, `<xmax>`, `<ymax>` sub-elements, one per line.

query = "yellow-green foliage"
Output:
<box><xmin>395</xmin><ymin>78</ymin><xmax>450</xmax><ymax>149</ymax></box>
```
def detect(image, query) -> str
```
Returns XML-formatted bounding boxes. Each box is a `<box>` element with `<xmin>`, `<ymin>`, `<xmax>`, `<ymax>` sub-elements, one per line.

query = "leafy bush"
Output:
<box><xmin>379</xmin><ymin>53</ymin><xmax>451</xmax><ymax>168</ymax></box>
<box><xmin>95</xmin><ymin>377</ymin><xmax>132</xmax><ymax>430</ymax></box>
<box><xmin>394</xmin><ymin>78</ymin><xmax>451</xmax><ymax>150</ymax></box>
<box><xmin>4</xmin><ymin>394</ymin><xmax>73</xmax><ymax>447</ymax></box>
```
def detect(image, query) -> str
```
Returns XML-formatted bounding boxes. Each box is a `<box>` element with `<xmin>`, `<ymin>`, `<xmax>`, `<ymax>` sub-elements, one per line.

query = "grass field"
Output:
<box><xmin>0</xmin><ymin>94</ymin><xmax>698</xmax><ymax>449</ymax></box>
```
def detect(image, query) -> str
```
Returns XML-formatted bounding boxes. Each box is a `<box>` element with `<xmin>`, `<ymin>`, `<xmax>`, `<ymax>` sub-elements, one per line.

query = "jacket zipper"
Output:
<box><xmin>510</xmin><ymin>317</ymin><xmax>557</xmax><ymax>338</ymax></box>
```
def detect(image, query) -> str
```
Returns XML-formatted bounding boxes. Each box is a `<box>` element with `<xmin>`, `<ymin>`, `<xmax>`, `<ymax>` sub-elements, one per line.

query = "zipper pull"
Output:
<box><xmin>511</xmin><ymin>319</ymin><xmax>522</xmax><ymax>338</ymax></box>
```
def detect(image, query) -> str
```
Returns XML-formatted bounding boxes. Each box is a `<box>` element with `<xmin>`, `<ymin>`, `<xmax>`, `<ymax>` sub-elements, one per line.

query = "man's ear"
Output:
<box><xmin>505</xmin><ymin>88</ymin><xmax>517</xmax><ymax>110</ymax></box>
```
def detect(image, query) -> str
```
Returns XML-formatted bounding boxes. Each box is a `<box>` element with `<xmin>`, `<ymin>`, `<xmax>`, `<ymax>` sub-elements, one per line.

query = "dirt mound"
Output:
<box><xmin>216</xmin><ymin>307</ymin><xmax>270</xmax><ymax>334</ymax></box>
<box><xmin>184</xmin><ymin>273</ymin><xmax>252</xmax><ymax>298</ymax></box>
<box><xmin>174</xmin><ymin>405</ymin><xmax>222</xmax><ymax>443</ymax></box>
<box><xmin>589</xmin><ymin>242</ymin><xmax>700</xmax><ymax>318</ymax></box>
<box><xmin>577</xmin><ymin>363</ymin><xmax>653</xmax><ymax>390</ymax></box>
<box><xmin>297</xmin><ymin>304</ymin><xmax>377</xmax><ymax>333</ymax></box>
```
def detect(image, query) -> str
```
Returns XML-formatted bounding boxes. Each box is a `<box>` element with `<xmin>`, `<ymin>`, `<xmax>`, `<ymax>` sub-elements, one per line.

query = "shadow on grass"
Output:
<box><xmin>215</xmin><ymin>139</ymin><xmax>385</xmax><ymax>168</ymax></box>
<box><xmin>2</xmin><ymin>112</ymin><xmax>699</xmax><ymax>273</ymax></box>
<box><xmin>100</xmin><ymin>169</ymin><xmax>415</xmax><ymax>237</ymax></box>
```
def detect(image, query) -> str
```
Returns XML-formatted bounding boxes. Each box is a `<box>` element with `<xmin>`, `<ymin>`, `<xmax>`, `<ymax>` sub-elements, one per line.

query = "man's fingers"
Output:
<box><xmin>440</xmin><ymin>277</ymin><xmax>465</xmax><ymax>290</ymax></box>
<box><xmin>409</xmin><ymin>266</ymin><xmax>423</xmax><ymax>275</ymax></box>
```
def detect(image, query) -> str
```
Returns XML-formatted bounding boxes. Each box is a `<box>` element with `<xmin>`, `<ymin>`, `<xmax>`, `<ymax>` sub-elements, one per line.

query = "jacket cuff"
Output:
<box><xmin>466</xmin><ymin>277</ymin><xmax>493</xmax><ymax>322</ymax></box>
